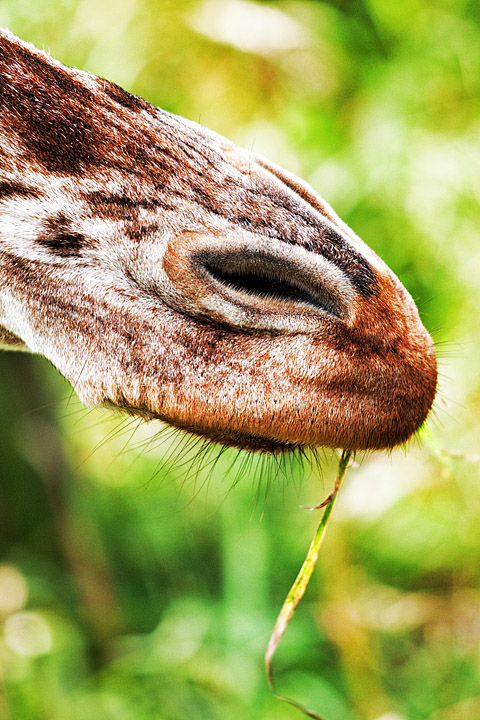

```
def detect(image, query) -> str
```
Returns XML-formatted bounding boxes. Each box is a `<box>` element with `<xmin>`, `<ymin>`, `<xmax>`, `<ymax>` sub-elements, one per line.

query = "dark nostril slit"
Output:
<box><xmin>207</xmin><ymin>266</ymin><xmax>322</xmax><ymax>308</ymax></box>
<box><xmin>200</xmin><ymin>252</ymin><xmax>344</xmax><ymax>319</ymax></box>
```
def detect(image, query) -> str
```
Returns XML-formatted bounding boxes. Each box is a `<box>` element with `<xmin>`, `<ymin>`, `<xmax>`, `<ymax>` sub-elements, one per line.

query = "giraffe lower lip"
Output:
<box><xmin>167</xmin><ymin>419</ymin><xmax>299</xmax><ymax>454</ymax></box>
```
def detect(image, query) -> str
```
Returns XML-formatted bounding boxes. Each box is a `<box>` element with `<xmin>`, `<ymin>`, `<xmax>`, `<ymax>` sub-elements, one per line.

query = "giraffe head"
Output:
<box><xmin>0</xmin><ymin>30</ymin><xmax>437</xmax><ymax>453</ymax></box>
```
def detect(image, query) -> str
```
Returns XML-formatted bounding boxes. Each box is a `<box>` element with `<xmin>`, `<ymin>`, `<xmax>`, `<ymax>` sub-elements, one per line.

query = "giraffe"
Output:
<box><xmin>0</xmin><ymin>29</ymin><xmax>437</xmax><ymax>455</ymax></box>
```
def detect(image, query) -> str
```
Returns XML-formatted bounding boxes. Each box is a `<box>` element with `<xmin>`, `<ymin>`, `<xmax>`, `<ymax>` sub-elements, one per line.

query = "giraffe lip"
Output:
<box><xmin>165</xmin><ymin>416</ymin><xmax>299</xmax><ymax>454</ymax></box>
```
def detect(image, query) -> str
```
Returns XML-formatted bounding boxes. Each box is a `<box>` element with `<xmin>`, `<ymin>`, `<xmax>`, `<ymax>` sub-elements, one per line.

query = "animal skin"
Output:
<box><xmin>0</xmin><ymin>30</ymin><xmax>437</xmax><ymax>453</ymax></box>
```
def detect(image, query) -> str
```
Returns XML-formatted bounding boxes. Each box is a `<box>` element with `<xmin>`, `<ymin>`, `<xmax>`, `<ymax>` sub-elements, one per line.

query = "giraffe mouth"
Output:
<box><xmin>166</xmin><ymin>416</ymin><xmax>301</xmax><ymax>454</ymax></box>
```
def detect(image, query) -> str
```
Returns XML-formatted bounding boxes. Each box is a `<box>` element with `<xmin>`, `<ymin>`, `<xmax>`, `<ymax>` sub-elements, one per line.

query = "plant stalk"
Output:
<box><xmin>265</xmin><ymin>449</ymin><xmax>352</xmax><ymax>720</ymax></box>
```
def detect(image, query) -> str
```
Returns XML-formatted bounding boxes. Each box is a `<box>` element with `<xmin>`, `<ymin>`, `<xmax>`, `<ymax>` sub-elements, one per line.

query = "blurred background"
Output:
<box><xmin>0</xmin><ymin>1</ymin><xmax>479</xmax><ymax>718</ymax></box>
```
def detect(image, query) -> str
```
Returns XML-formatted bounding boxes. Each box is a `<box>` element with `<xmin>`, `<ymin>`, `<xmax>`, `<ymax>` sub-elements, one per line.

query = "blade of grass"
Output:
<box><xmin>265</xmin><ymin>449</ymin><xmax>352</xmax><ymax>720</ymax></box>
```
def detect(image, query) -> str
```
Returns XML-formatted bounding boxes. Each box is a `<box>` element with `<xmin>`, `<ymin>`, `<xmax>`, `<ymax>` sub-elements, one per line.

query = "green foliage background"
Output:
<box><xmin>0</xmin><ymin>1</ymin><xmax>479</xmax><ymax>719</ymax></box>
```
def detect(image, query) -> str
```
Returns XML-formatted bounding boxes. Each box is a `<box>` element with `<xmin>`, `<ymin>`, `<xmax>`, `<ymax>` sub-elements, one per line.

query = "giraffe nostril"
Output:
<box><xmin>201</xmin><ymin>252</ymin><xmax>345</xmax><ymax>320</ymax></box>
<box><xmin>162</xmin><ymin>233</ymin><xmax>357</xmax><ymax>334</ymax></box>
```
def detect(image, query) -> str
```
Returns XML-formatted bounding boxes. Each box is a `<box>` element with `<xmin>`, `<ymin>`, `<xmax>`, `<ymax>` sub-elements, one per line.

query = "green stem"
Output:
<box><xmin>265</xmin><ymin>449</ymin><xmax>352</xmax><ymax>720</ymax></box>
